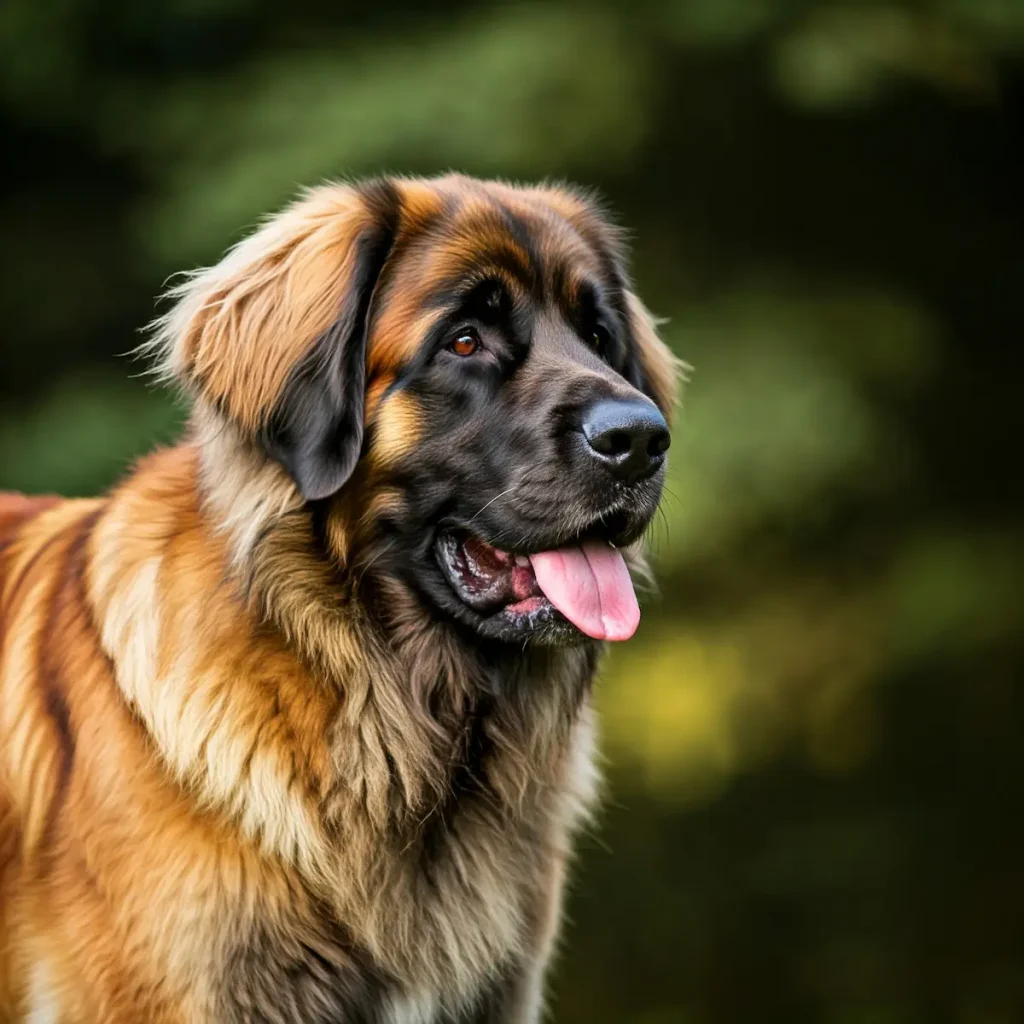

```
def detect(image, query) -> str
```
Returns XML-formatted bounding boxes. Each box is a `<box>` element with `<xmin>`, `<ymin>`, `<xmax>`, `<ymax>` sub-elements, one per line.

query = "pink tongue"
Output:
<box><xmin>529</xmin><ymin>541</ymin><xmax>640</xmax><ymax>641</ymax></box>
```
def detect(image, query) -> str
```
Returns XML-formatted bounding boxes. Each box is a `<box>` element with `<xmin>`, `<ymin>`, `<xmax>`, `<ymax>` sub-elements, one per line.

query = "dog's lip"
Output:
<box><xmin>435</xmin><ymin>529</ymin><xmax>552</xmax><ymax>618</ymax></box>
<box><xmin>438</xmin><ymin>502</ymin><xmax>639</xmax><ymax>559</ymax></box>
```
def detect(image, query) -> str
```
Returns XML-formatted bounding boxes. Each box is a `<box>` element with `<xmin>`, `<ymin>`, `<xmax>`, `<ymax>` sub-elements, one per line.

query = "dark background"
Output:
<box><xmin>2</xmin><ymin>1</ymin><xmax>1022</xmax><ymax>1020</ymax></box>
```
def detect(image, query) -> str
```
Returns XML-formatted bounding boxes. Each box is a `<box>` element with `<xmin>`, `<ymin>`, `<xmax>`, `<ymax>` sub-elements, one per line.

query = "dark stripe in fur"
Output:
<box><xmin>37</xmin><ymin>507</ymin><xmax>104</xmax><ymax>844</ymax></box>
<box><xmin>221</xmin><ymin>918</ymin><xmax>392</xmax><ymax>1024</ymax></box>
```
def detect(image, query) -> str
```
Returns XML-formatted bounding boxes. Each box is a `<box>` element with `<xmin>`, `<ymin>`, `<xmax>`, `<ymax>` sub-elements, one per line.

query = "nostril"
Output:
<box><xmin>648</xmin><ymin>430</ymin><xmax>671</xmax><ymax>458</ymax></box>
<box><xmin>592</xmin><ymin>429</ymin><xmax>633</xmax><ymax>458</ymax></box>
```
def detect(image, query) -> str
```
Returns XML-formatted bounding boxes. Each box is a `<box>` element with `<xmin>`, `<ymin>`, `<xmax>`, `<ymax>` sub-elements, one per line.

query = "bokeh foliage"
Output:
<box><xmin>1</xmin><ymin>1</ymin><xmax>1022</xmax><ymax>1020</ymax></box>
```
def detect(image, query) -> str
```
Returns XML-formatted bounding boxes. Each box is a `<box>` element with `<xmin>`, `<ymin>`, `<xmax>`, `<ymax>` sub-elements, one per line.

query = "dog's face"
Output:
<box><xmin>161</xmin><ymin>176</ymin><xmax>679</xmax><ymax>646</ymax></box>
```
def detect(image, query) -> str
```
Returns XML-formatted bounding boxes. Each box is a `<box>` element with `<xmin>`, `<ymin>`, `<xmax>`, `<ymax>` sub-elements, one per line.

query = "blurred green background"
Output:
<box><xmin>1</xmin><ymin>0</ymin><xmax>1022</xmax><ymax>1020</ymax></box>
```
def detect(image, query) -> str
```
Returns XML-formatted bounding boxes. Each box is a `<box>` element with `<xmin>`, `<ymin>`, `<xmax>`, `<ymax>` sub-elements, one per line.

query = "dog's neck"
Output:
<box><xmin>180</xmin><ymin>408</ymin><xmax>598</xmax><ymax>831</ymax></box>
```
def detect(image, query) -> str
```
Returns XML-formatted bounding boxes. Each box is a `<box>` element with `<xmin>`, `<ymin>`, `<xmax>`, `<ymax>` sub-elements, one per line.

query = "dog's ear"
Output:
<box><xmin>153</xmin><ymin>180</ymin><xmax>401</xmax><ymax>500</ymax></box>
<box><xmin>623</xmin><ymin>290</ymin><xmax>687</xmax><ymax>425</ymax></box>
<box><xmin>523</xmin><ymin>184</ymin><xmax>686</xmax><ymax>422</ymax></box>
<box><xmin>259</xmin><ymin>201</ymin><xmax>398</xmax><ymax>500</ymax></box>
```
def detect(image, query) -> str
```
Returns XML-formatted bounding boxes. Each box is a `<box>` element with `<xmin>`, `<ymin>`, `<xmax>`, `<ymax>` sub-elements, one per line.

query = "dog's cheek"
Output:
<box><xmin>369</xmin><ymin>392</ymin><xmax>424</xmax><ymax>471</ymax></box>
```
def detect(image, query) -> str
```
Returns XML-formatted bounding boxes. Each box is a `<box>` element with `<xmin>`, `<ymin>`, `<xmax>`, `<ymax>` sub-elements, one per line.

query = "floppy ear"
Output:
<box><xmin>524</xmin><ymin>184</ymin><xmax>686</xmax><ymax>422</ymax></box>
<box><xmin>153</xmin><ymin>180</ymin><xmax>400</xmax><ymax>500</ymax></box>
<box><xmin>260</xmin><ymin>210</ymin><xmax>398</xmax><ymax>500</ymax></box>
<box><xmin>623</xmin><ymin>290</ymin><xmax>688</xmax><ymax>425</ymax></box>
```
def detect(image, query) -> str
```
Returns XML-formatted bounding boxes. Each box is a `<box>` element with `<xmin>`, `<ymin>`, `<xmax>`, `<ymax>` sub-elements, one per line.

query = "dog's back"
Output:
<box><xmin>0</xmin><ymin>493</ymin><xmax>61</xmax><ymax>552</ymax></box>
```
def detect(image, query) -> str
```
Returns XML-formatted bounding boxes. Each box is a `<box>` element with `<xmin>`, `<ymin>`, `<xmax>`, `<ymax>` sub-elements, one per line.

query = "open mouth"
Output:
<box><xmin>436</xmin><ymin>530</ymin><xmax>641</xmax><ymax>642</ymax></box>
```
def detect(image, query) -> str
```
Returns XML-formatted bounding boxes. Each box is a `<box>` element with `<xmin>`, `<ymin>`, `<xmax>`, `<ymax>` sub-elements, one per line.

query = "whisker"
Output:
<box><xmin>354</xmin><ymin>539</ymin><xmax>396</xmax><ymax>586</ymax></box>
<box><xmin>467</xmin><ymin>485</ymin><xmax>519</xmax><ymax>524</ymax></box>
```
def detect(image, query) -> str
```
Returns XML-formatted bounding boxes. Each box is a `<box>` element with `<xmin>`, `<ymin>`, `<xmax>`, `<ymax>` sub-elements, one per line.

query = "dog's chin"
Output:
<box><xmin>428</xmin><ymin>511</ymin><xmax>648</xmax><ymax>646</ymax></box>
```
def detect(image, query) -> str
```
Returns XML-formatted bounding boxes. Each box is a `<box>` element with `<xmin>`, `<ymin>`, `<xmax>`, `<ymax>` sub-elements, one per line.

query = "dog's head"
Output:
<box><xmin>157</xmin><ymin>175</ymin><xmax>680</xmax><ymax>646</ymax></box>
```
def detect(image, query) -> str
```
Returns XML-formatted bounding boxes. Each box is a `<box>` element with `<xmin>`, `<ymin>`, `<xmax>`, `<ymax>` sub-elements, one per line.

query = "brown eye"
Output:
<box><xmin>448</xmin><ymin>329</ymin><xmax>481</xmax><ymax>357</ymax></box>
<box><xmin>592</xmin><ymin>325</ymin><xmax>609</xmax><ymax>354</ymax></box>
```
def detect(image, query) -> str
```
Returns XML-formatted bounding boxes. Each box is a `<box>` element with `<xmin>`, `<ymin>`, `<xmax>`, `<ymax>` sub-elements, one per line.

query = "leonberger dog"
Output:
<box><xmin>0</xmin><ymin>174</ymin><xmax>679</xmax><ymax>1022</ymax></box>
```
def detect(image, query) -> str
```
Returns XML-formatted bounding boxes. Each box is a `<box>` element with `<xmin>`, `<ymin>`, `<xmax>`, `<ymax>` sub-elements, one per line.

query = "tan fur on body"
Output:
<box><xmin>0</xmin><ymin>176</ymin><xmax>678</xmax><ymax>1023</ymax></box>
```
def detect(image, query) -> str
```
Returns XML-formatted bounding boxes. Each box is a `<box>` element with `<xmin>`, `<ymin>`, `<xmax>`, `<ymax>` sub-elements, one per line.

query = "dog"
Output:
<box><xmin>0</xmin><ymin>174</ymin><xmax>679</xmax><ymax>1022</ymax></box>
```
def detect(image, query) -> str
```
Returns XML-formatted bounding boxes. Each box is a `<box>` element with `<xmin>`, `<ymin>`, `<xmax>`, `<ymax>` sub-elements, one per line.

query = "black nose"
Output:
<box><xmin>581</xmin><ymin>398</ymin><xmax>670</xmax><ymax>483</ymax></box>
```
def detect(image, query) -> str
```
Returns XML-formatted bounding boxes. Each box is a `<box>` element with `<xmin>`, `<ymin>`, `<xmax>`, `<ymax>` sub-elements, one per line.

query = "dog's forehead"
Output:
<box><xmin>367</xmin><ymin>181</ymin><xmax>606</xmax><ymax>375</ymax></box>
<box><xmin>405</xmin><ymin>183</ymin><xmax>604</xmax><ymax>303</ymax></box>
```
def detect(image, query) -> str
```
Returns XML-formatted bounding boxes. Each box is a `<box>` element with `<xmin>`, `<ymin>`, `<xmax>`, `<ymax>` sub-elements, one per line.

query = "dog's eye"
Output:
<box><xmin>448</xmin><ymin>329</ymin><xmax>481</xmax><ymax>357</ymax></box>
<box><xmin>592</xmin><ymin>325</ymin><xmax>610</xmax><ymax>355</ymax></box>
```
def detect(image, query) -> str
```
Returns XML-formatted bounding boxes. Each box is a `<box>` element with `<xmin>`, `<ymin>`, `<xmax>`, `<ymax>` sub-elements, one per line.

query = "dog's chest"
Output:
<box><xmin>212</xmin><ymin>664</ymin><xmax>599</xmax><ymax>1024</ymax></box>
<box><xmin>218</xmin><ymin>762</ymin><xmax>563</xmax><ymax>1024</ymax></box>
